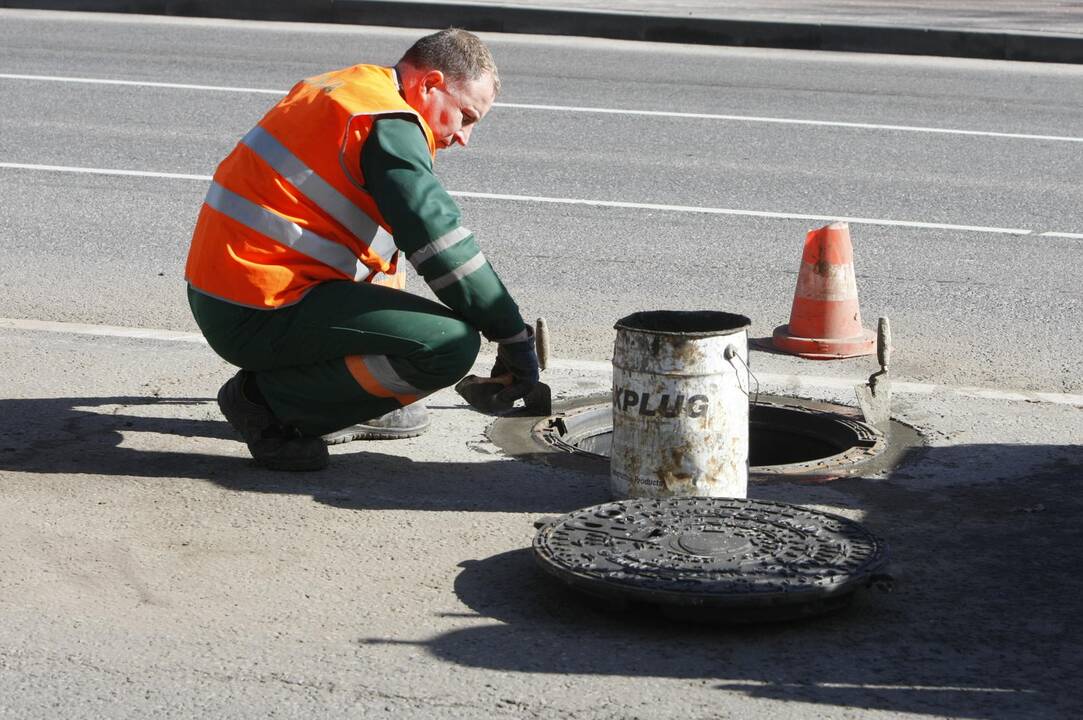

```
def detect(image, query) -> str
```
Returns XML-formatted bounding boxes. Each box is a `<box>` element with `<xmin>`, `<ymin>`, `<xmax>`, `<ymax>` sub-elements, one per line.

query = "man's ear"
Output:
<box><xmin>421</xmin><ymin>69</ymin><xmax>446</xmax><ymax>95</ymax></box>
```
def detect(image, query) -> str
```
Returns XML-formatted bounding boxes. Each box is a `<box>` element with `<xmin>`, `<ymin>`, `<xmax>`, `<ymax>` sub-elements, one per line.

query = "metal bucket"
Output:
<box><xmin>611</xmin><ymin>310</ymin><xmax>752</xmax><ymax>499</ymax></box>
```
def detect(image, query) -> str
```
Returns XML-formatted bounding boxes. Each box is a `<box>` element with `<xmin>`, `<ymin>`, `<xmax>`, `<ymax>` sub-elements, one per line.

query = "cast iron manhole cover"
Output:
<box><xmin>533</xmin><ymin>497</ymin><xmax>888</xmax><ymax>622</ymax></box>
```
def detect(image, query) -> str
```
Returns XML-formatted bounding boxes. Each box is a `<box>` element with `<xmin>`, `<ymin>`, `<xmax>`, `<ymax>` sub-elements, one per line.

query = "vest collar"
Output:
<box><xmin>391</xmin><ymin>66</ymin><xmax>405</xmax><ymax>99</ymax></box>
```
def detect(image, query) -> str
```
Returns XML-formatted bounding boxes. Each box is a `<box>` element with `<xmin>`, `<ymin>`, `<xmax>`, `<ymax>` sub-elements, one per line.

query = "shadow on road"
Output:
<box><xmin>5</xmin><ymin>394</ymin><xmax>1082</xmax><ymax>717</ymax></box>
<box><xmin>363</xmin><ymin>443</ymin><xmax>1083</xmax><ymax>720</ymax></box>
<box><xmin>0</xmin><ymin>395</ymin><xmax>609</xmax><ymax>513</ymax></box>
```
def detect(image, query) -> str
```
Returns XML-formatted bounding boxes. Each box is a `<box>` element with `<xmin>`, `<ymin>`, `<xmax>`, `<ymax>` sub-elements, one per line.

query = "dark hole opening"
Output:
<box><xmin>552</xmin><ymin>403</ymin><xmax>873</xmax><ymax>469</ymax></box>
<box><xmin>749</xmin><ymin>426</ymin><xmax>841</xmax><ymax>466</ymax></box>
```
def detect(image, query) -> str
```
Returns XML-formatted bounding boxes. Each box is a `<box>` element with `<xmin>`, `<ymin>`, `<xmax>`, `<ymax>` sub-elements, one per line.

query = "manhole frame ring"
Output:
<box><xmin>486</xmin><ymin>392</ymin><xmax>923</xmax><ymax>483</ymax></box>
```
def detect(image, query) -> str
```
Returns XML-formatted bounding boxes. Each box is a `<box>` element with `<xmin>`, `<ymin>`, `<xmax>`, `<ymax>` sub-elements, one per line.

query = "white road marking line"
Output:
<box><xmin>498</xmin><ymin>102</ymin><xmax>1083</xmax><ymax>144</ymax></box>
<box><xmin>2</xmin><ymin>73</ymin><xmax>1081</xmax><ymax>144</ymax></box>
<box><xmin>0</xmin><ymin>161</ymin><xmax>211</xmax><ymax>181</ymax></box>
<box><xmin>1</xmin><ymin>161</ymin><xmax>1075</xmax><ymax>237</ymax></box>
<box><xmin>4</xmin><ymin>317</ymin><xmax>1082</xmax><ymax>407</ymax></box>
<box><xmin>451</xmin><ymin>190</ymin><xmax>1034</xmax><ymax>235</ymax></box>
<box><xmin>0</xmin><ymin>72</ymin><xmax>283</xmax><ymax>95</ymax></box>
<box><xmin>0</xmin><ymin>317</ymin><xmax>206</xmax><ymax>343</ymax></box>
<box><xmin>1040</xmin><ymin>231</ymin><xmax>1083</xmax><ymax>239</ymax></box>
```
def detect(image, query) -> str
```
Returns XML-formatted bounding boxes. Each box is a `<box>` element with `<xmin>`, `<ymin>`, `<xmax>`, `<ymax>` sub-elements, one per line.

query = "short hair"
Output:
<box><xmin>399</xmin><ymin>28</ymin><xmax>501</xmax><ymax>95</ymax></box>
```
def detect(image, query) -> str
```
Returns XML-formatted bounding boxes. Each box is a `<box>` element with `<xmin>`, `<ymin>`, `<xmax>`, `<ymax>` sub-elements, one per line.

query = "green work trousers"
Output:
<box><xmin>188</xmin><ymin>282</ymin><xmax>480</xmax><ymax>436</ymax></box>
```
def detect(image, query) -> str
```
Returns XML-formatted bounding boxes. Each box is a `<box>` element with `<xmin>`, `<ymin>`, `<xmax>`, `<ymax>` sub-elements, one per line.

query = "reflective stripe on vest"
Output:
<box><xmin>205</xmin><ymin>181</ymin><xmax>367</xmax><ymax>281</ymax></box>
<box><xmin>240</xmin><ymin>125</ymin><xmax>397</xmax><ymax>266</ymax></box>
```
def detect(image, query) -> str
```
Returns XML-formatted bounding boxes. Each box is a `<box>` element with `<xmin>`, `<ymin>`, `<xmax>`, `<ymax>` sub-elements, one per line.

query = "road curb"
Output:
<box><xmin>3</xmin><ymin>0</ymin><xmax>1082</xmax><ymax>64</ymax></box>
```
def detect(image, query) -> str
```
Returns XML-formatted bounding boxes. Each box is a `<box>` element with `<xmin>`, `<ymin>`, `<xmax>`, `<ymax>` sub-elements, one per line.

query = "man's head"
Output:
<box><xmin>395</xmin><ymin>29</ymin><xmax>499</xmax><ymax>151</ymax></box>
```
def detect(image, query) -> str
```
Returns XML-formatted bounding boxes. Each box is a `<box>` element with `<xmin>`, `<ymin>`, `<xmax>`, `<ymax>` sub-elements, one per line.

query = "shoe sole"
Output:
<box><xmin>323</xmin><ymin>420</ymin><xmax>431</xmax><ymax>445</ymax></box>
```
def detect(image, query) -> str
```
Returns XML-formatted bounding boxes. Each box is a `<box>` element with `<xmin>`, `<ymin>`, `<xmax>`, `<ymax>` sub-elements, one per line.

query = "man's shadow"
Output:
<box><xmin>0</xmin><ymin>395</ymin><xmax>609</xmax><ymax>514</ymax></box>
<box><xmin>7</xmin><ymin>395</ymin><xmax>1082</xmax><ymax>718</ymax></box>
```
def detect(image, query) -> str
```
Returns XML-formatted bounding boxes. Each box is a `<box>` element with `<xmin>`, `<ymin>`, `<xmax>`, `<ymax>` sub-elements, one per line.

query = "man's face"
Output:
<box><xmin>415</xmin><ymin>71</ymin><xmax>496</xmax><ymax>151</ymax></box>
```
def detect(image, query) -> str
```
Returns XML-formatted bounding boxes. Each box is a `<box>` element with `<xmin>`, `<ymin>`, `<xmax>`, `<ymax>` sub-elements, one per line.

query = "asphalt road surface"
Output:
<box><xmin>1</xmin><ymin>10</ymin><xmax>1081</xmax><ymax>720</ymax></box>
<box><xmin>2</xmin><ymin>9</ymin><xmax>1081</xmax><ymax>392</ymax></box>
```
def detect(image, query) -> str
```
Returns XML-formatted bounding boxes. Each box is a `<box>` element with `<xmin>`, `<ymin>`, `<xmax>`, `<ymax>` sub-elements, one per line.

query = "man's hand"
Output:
<box><xmin>492</xmin><ymin>327</ymin><xmax>540</xmax><ymax>405</ymax></box>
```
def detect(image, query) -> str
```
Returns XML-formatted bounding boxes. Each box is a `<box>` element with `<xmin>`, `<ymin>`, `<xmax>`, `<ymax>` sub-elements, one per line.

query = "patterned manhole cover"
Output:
<box><xmin>533</xmin><ymin>497</ymin><xmax>888</xmax><ymax>622</ymax></box>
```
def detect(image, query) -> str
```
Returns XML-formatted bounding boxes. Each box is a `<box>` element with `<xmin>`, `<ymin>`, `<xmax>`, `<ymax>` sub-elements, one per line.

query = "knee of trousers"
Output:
<box><xmin>420</xmin><ymin>323</ymin><xmax>481</xmax><ymax>388</ymax></box>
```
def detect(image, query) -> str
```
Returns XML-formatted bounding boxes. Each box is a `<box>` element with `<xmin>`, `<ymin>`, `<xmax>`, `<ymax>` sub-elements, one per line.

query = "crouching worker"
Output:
<box><xmin>185</xmin><ymin>29</ymin><xmax>539</xmax><ymax>470</ymax></box>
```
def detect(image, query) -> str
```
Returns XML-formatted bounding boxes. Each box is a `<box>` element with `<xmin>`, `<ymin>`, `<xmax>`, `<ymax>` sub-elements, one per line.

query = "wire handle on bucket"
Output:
<box><xmin>724</xmin><ymin>344</ymin><xmax>759</xmax><ymax>405</ymax></box>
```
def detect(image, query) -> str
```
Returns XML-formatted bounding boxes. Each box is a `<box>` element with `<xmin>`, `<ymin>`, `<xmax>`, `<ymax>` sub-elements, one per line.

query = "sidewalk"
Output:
<box><xmin>3</xmin><ymin>324</ymin><xmax>1082</xmax><ymax>717</ymax></box>
<box><xmin>2</xmin><ymin>0</ymin><xmax>1082</xmax><ymax>62</ymax></box>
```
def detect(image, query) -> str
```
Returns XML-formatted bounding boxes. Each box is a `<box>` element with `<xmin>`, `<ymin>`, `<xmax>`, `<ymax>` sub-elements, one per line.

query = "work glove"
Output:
<box><xmin>491</xmin><ymin>326</ymin><xmax>541</xmax><ymax>405</ymax></box>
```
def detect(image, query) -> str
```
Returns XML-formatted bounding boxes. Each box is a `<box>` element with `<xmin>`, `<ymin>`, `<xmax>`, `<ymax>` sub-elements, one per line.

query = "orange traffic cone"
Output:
<box><xmin>772</xmin><ymin>221</ymin><xmax>875</xmax><ymax>359</ymax></box>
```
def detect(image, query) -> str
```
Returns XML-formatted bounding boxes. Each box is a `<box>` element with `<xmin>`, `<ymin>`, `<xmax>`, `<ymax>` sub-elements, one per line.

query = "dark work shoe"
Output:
<box><xmin>217</xmin><ymin>371</ymin><xmax>275</xmax><ymax>445</ymax></box>
<box><xmin>217</xmin><ymin>371</ymin><xmax>329</xmax><ymax>471</ymax></box>
<box><xmin>322</xmin><ymin>404</ymin><xmax>431</xmax><ymax>445</ymax></box>
<box><xmin>248</xmin><ymin>424</ymin><xmax>329</xmax><ymax>472</ymax></box>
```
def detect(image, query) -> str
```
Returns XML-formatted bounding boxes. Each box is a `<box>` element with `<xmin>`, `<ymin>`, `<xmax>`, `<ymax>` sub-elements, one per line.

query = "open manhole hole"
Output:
<box><xmin>488</xmin><ymin>393</ymin><xmax>921</xmax><ymax>482</ymax></box>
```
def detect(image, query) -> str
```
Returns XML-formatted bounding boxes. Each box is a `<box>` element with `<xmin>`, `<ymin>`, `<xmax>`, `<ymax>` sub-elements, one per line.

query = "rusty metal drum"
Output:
<box><xmin>611</xmin><ymin>311</ymin><xmax>752</xmax><ymax>499</ymax></box>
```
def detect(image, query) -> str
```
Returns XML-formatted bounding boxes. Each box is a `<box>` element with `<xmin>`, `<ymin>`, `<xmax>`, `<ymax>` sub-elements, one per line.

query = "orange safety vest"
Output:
<box><xmin>185</xmin><ymin>65</ymin><xmax>436</xmax><ymax>308</ymax></box>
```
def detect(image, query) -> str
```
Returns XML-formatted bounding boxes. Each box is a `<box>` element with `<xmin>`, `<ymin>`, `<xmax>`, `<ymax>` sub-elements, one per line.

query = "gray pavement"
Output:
<box><xmin>3</xmin><ymin>326</ymin><xmax>1082</xmax><ymax>719</ymax></box>
<box><xmin>1</xmin><ymin>0</ymin><xmax>1082</xmax><ymax>62</ymax></box>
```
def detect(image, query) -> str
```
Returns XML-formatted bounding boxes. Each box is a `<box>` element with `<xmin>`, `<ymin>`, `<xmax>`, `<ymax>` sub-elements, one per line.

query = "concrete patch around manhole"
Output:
<box><xmin>487</xmin><ymin>393</ymin><xmax>923</xmax><ymax>484</ymax></box>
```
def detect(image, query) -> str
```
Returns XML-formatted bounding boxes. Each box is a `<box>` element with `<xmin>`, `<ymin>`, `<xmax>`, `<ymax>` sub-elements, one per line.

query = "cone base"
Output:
<box><xmin>772</xmin><ymin>325</ymin><xmax>876</xmax><ymax>360</ymax></box>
